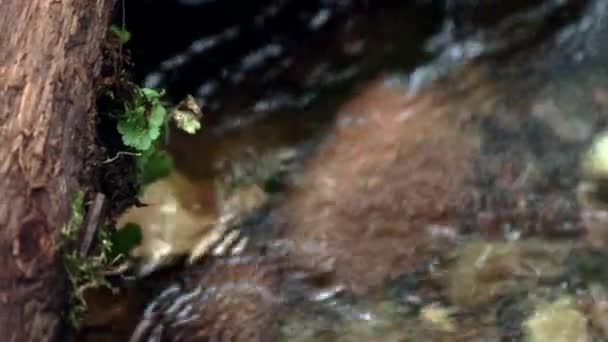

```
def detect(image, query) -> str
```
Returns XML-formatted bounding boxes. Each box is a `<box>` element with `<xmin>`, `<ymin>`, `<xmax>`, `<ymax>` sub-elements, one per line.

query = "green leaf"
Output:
<box><xmin>117</xmin><ymin>96</ymin><xmax>167</xmax><ymax>151</ymax></box>
<box><xmin>137</xmin><ymin>149</ymin><xmax>174</xmax><ymax>185</ymax></box>
<box><xmin>117</xmin><ymin>113</ymin><xmax>153</xmax><ymax>151</ymax></box>
<box><xmin>149</xmin><ymin>103</ymin><xmax>167</xmax><ymax>127</ymax></box>
<box><xmin>140</xmin><ymin>88</ymin><xmax>163</xmax><ymax>100</ymax></box>
<box><xmin>109</xmin><ymin>25</ymin><xmax>131</xmax><ymax>44</ymax></box>
<box><xmin>126</xmin><ymin>104</ymin><xmax>145</xmax><ymax>117</ymax></box>
<box><xmin>108</xmin><ymin>223</ymin><xmax>143</xmax><ymax>260</ymax></box>
<box><xmin>147</xmin><ymin>124</ymin><xmax>161</xmax><ymax>142</ymax></box>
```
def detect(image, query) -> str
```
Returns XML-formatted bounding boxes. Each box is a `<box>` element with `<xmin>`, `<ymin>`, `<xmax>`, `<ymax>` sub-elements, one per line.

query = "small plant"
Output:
<box><xmin>106</xmin><ymin>25</ymin><xmax>202</xmax><ymax>189</ymax></box>
<box><xmin>116</xmin><ymin>87</ymin><xmax>202</xmax><ymax>188</ymax></box>
<box><xmin>111</xmin><ymin>88</ymin><xmax>204</xmax><ymax>271</ymax></box>
<box><xmin>117</xmin><ymin>88</ymin><xmax>167</xmax><ymax>152</ymax></box>
<box><xmin>59</xmin><ymin>192</ymin><xmax>114</xmax><ymax>327</ymax></box>
<box><xmin>109</xmin><ymin>24</ymin><xmax>131</xmax><ymax>45</ymax></box>
<box><xmin>96</xmin><ymin>25</ymin><xmax>203</xmax><ymax>281</ymax></box>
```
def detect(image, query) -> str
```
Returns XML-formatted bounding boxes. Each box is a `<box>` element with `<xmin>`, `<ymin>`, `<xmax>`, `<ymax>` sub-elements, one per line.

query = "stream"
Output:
<box><xmin>77</xmin><ymin>0</ymin><xmax>608</xmax><ymax>341</ymax></box>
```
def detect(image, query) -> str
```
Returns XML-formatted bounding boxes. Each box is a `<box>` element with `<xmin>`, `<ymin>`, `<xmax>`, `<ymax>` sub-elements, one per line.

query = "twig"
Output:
<box><xmin>79</xmin><ymin>193</ymin><xmax>106</xmax><ymax>257</ymax></box>
<box><xmin>102</xmin><ymin>260</ymin><xmax>132</xmax><ymax>276</ymax></box>
<box><xmin>101</xmin><ymin>151</ymin><xmax>141</xmax><ymax>164</ymax></box>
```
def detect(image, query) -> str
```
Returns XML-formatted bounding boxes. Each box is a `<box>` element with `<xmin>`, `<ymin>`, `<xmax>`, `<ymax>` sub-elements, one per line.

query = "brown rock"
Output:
<box><xmin>275</xmin><ymin>69</ymin><xmax>495</xmax><ymax>294</ymax></box>
<box><xmin>130</xmin><ymin>254</ymin><xmax>282</xmax><ymax>342</ymax></box>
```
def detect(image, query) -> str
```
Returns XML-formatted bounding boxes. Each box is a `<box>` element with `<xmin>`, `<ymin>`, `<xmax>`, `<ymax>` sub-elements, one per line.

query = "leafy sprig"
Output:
<box><xmin>117</xmin><ymin>88</ymin><xmax>167</xmax><ymax>151</ymax></box>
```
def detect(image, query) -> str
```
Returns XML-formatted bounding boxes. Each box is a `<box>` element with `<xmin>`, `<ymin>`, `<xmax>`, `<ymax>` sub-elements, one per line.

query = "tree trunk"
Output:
<box><xmin>0</xmin><ymin>0</ymin><xmax>115</xmax><ymax>340</ymax></box>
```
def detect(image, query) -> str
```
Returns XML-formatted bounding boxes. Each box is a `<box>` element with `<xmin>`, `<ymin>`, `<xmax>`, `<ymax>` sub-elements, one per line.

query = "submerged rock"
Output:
<box><xmin>130</xmin><ymin>254</ymin><xmax>282</xmax><ymax>342</ymax></box>
<box><xmin>578</xmin><ymin>131</ymin><xmax>608</xmax><ymax>247</ymax></box>
<box><xmin>524</xmin><ymin>296</ymin><xmax>589</xmax><ymax>342</ymax></box>
<box><xmin>443</xmin><ymin>240</ymin><xmax>570</xmax><ymax>307</ymax></box>
<box><xmin>117</xmin><ymin>172</ymin><xmax>219</xmax><ymax>275</ymax></box>
<box><xmin>419</xmin><ymin>304</ymin><xmax>457</xmax><ymax>333</ymax></box>
<box><xmin>117</xmin><ymin>171</ymin><xmax>268</xmax><ymax>275</ymax></box>
<box><xmin>273</xmin><ymin>70</ymin><xmax>485</xmax><ymax>295</ymax></box>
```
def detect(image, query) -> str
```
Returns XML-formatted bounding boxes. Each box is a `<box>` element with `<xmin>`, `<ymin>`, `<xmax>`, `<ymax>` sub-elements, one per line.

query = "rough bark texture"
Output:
<box><xmin>0</xmin><ymin>0</ymin><xmax>114</xmax><ymax>341</ymax></box>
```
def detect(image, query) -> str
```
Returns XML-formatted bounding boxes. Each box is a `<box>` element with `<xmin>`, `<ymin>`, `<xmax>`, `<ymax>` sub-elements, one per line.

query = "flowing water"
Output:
<box><xmin>77</xmin><ymin>1</ymin><xmax>608</xmax><ymax>341</ymax></box>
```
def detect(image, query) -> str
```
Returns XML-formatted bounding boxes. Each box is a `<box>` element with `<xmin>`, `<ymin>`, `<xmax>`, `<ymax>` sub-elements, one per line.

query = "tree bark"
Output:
<box><xmin>0</xmin><ymin>0</ymin><xmax>115</xmax><ymax>340</ymax></box>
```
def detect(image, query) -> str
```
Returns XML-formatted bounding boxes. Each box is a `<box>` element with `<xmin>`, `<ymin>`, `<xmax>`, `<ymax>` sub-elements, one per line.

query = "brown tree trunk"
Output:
<box><xmin>0</xmin><ymin>0</ymin><xmax>115</xmax><ymax>340</ymax></box>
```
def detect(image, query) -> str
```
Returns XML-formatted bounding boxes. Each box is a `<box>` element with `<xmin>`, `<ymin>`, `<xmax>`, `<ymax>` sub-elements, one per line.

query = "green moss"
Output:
<box><xmin>59</xmin><ymin>192</ymin><xmax>115</xmax><ymax>328</ymax></box>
